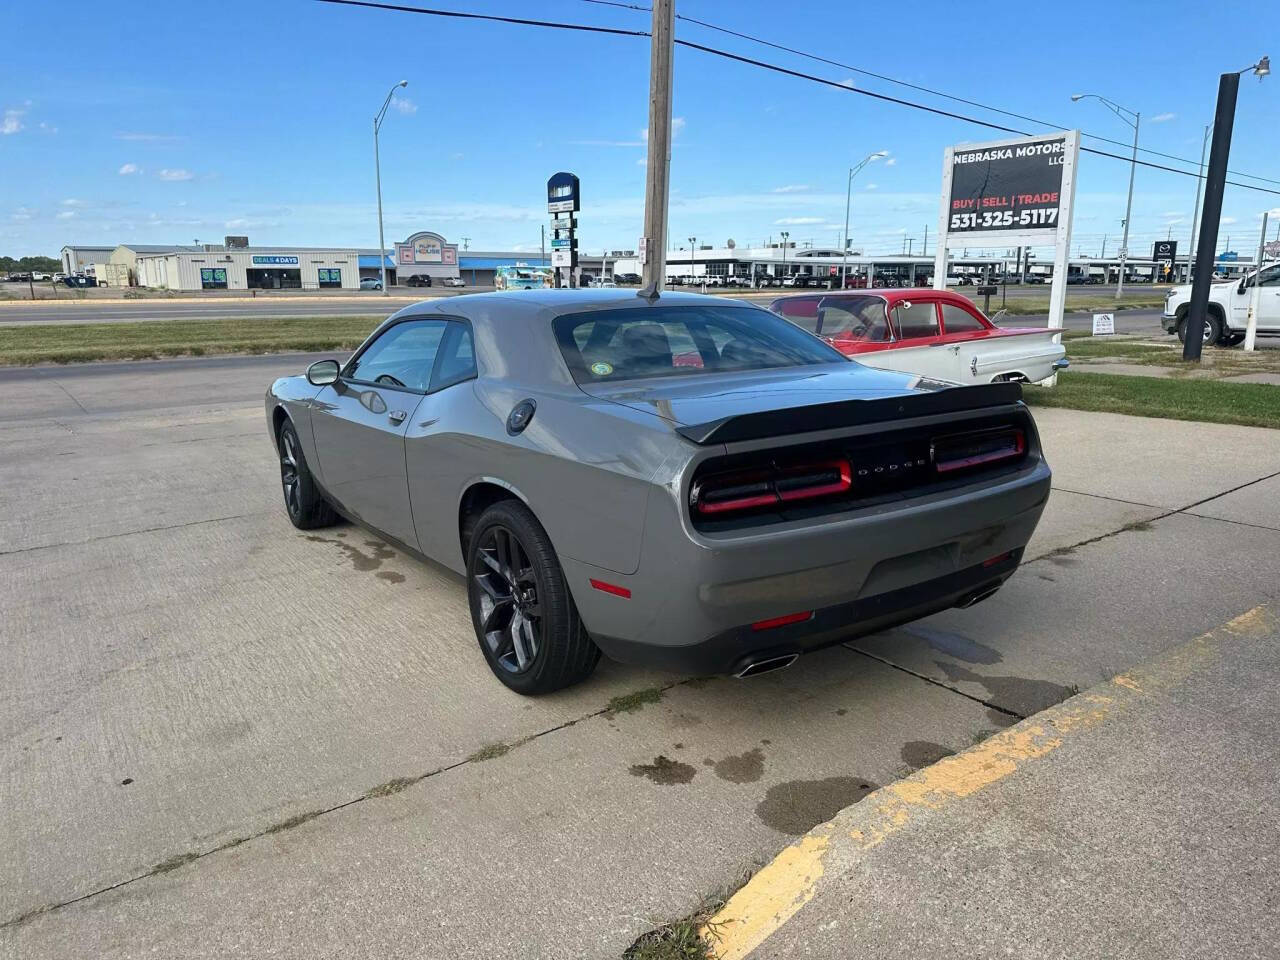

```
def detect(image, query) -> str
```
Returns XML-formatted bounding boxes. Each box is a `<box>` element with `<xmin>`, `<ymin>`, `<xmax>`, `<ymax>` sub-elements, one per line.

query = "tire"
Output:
<box><xmin>277</xmin><ymin>419</ymin><xmax>338</xmax><ymax>529</ymax></box>
<box><xmin>1222</xmin><ymin>333</ymin><xmax>1246</xmax><ymax>347</ymax></box>
<box><xmin>1177</xmin><ymin>311</ymin><xmax>1221</xmax><ymax>346</ymax></box>
<box><xmin>466</xmin><ymin>500</ymin><xmax>601</xmax><ymax>694</ymax></box>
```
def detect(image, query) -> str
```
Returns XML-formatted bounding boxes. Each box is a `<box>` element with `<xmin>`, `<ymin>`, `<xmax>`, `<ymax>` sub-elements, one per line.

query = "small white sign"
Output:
<box><xmin>1092</xmin><ymin>312</ymin><xmax>1115</xmax><ymax>336</ymax></box>
<box><xmin>551</xmin><ymin>248</ymin><xmax>572</xmax><ymax>267</ymax></box>
<box><xmin>638</xmin><ymin>237</ymin><xmax>649</xmax><ymax>265</ymax></box>
<box><xmin>547</xmin><ymin>199</ymin><xmax>576</xmax><ymax>214</ymax></box>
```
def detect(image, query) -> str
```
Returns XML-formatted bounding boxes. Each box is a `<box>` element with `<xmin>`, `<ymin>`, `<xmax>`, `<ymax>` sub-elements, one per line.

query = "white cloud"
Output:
<box><xmin>884</xmin><ymin>157</ymin><xmax>897</xmax><ymax>166</ymax></box>
<box><xmin>56</xmin><ymin>211</ymin><xmax>76</xmax><ymax>220</ymax></box>
<box><xmin>157</xmin><ymin>168</ymin><xmax>194</xmax><ymax>181</ymax></box>
<box><xmin>569</xmin><ymin>139</ymin><xmax>645</xmax><ymax>147</ymax></box>
<box><xmin>839</xmin><ymin>78</ymin><xmax>855</xmax><ymax>88</ymax></box>
<box><xmin>1150</xmin><ymin>112</ymin><xmax>1176</xmax><ymax>123</ymax></box>
<box><xmin>1221</xmin><ymin>217</ymin><xmax>1238</xmax><ymax>225</ymax></box>
<box><xmin>390</xmin><ymin>95</ymin><xmax>417</xmax><ymax>115</ymax></box>
<box><xmin>38</xmin><ymin>121</ymin><xmax>57</xmax><ymax>134</ymax></box>
<box><xmin>865</xmin><ymin>183</ymin><xmax>879</xmax><ymax>190</ymax></box>
<box><xmin>2</xmin><ymin>108</ymin><xmax>24</xmax><ymax>135</ymax></box>
<box><xmin>772</xmin><ymin>185</ymin><xmax>810</xmax><ymax>193</ymax></box>
<box><xmin>10</xmin><ymin>208</ymin><xmax>33</xmax><ymax>221</ymax></box>
<box><xmin>61</xmin><ymin>198</ymin><xmax>83</xmax><ymax>207</ymax></box>
<box><xmin>774</xmin><ymin>216</ymin><xmax>825</xmax><ymax>225</ymax></box>
<box><xmin>118</xmin><ymin>163</ymin><xmax>140</xmax><ymax>175</ymax></box>
<box><xmin>640</xmin><ymin>116</ymin><xmax>685</xmax><ymax>142</ymax></box>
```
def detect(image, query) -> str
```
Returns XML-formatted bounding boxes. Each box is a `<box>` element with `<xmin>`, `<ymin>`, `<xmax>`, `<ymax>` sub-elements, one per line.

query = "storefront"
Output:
<box><xmin>135</xmin><ymin>248</ymin><xmax>359</xmax><ymax>291</ymax></box>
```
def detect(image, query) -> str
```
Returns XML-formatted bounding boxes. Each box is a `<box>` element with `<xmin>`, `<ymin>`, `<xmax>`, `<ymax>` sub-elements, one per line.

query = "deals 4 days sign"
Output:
<box><xmin>942</xmin><ymin>134</ymin><xmax>1077</xmax><ymax>240</ymax></box>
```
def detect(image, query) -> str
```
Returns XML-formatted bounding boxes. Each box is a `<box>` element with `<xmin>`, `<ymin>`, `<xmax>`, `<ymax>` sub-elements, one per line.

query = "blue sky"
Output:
<box><xmin>3</xmin><ymin>0</ymin><xmax>1278</xmax><ymax>259</ymax></box>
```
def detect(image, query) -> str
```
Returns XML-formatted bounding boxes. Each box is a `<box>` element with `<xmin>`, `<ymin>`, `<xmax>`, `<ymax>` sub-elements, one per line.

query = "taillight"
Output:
<box><xmin>932</xmin><ymin>428</ymin><xmax>1026</xmax><ymax>474</ymax></box>
<box><xmin>692</xmin><ymin>458</ymin><xmax>852</xmax><ymax>516</ymax></box>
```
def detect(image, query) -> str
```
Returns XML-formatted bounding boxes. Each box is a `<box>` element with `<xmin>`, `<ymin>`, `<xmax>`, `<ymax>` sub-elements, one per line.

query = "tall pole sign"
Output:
<box><xmin>934</xmin><ymin>130</ymin><xmax>1080</xmax><ymax>384</ymax></box>
<box><xmin>547</xmin><ymin>172</ymin><xmax>581</xmax><ymax>289</ymax></box>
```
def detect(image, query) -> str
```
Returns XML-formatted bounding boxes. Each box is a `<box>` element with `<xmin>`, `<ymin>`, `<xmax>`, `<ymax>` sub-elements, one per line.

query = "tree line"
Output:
<box><xmin>2</xmin><ymin>255</ymin><xmax>62</xmax><ymax>273</ymax></box>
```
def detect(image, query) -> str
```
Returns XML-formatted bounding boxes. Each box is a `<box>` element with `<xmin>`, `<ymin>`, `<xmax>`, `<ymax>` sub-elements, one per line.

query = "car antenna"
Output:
<box><xmin>636</xmin><ymin>282</ymin><xmax>660</xmax><ymax>302</ymax></box>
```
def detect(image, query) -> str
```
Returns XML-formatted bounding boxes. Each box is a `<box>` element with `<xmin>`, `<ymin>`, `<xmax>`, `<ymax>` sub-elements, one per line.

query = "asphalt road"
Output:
<box><xmin>2</xmin><ymin>355</ymin><xmax>1277</xmax><ymax>957</ymax></box>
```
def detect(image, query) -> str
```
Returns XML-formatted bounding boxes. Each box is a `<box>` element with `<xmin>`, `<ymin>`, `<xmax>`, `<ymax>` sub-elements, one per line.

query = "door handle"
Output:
<box><xmin>389</xmin><ymin>409</ymin><xmax>408</xmax><ymax>424</ymax></box>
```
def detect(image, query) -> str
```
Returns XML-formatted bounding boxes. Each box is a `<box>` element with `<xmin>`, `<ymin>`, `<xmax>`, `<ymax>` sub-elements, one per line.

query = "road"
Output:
<box><xmin>2</xmin><ymin>355</ymin><xmax>1277</xmax><ymax>957</ymax></box>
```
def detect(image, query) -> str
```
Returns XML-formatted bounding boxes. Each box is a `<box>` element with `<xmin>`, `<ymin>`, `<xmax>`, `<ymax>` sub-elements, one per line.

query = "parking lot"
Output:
<box><xmin>2</xmin><ymin>352</ymin><xmax>1278</xmax><ymax>957</ymax></box>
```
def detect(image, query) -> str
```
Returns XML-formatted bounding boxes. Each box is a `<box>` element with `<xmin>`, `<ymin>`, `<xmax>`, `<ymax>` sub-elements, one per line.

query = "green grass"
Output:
<box><xmin>997</xmin><ymin>294</ymin><xmax>1166</xmax><ymax>315</ymax></box>
<box><xmin>1064</xmin><ymin>339</ymin><xmax>1179</xmax><ymax>362</ymax></box>
<box><xmin>1024</xmin><ymin>371</ymin><xmax>1280</xmax><ymax>429</ymax></box>
<box><xmin>0</xmin><ymin>315</ymin><xmax>382</xmax><ymax>365</ymax></box>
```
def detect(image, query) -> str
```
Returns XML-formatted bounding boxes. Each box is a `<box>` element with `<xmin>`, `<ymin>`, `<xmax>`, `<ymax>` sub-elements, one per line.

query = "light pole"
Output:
<box><xmin>1186</xmin><ymin>125</ymin><xmax>1209</xmax><ymax>283</ymax></box>
<box><xmin>1183</xmin><ymin>55</ymin><xmax>1270</xmax><ymax>361</ymax></box>
<box><xmin>1072</xmin><ymin>93</ymin><xmax>1139</xmax><ymax>298</ymax></box>
<box><xmin>841</xmin><ymin>150</ymin><xmax>887</xmax><ymax>289</ymax></box>
<box><xmin>780</xmin><ymin>231</ymin><xmax>789</xmax><ymax>279</ymax></box>
<box><xmin>373</xmin><ymin>79</ymin><xmax>408</xmax><ymax>296</ymax></box>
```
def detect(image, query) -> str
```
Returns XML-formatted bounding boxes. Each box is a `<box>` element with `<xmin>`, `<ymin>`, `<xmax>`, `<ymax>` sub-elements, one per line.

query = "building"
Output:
<box><xmin>59</xmin><ymin>245</ymin><xmax>114</xmax><ymax>278</ymax></box>
<box><xmin>135</xmin><ymin>246</ymin><xmax>361</xmax><ymax>290</ymax></box>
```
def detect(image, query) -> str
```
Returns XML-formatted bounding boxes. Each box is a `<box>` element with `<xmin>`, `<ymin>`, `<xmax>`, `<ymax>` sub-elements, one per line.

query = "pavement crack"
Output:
<box><xmin>844</xmin><ymin>645</ymin><xmax>1027</xmax><ymax>721</ymax></box>
<box><xmin>0</xmin><ymin>675</ymin><xmax>696</xmax><ymax>931</ymax></box>
<box><xmin>0</xmin><ymin>513</ymin><xmax>264</xmax><ymax>557</ymax></box>
<box><xmin>47</xmin><ymin>379</ymin><xmax>89</xmax><ymax>415</ymax></box>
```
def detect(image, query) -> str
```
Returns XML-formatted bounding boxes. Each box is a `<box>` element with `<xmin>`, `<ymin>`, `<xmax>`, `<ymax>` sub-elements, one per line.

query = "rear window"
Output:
<box><xmin>553</xmin><ymin>304</ymin><xmax>845</xmax><ymax>383</ymax></box>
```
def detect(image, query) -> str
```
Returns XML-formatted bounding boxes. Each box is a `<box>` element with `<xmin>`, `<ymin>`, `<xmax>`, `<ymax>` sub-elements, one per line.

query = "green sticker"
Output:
<box><xmin>590</xmin><ymin>361</ymin><xmax>613</xmax><ymax>376</ymax></box>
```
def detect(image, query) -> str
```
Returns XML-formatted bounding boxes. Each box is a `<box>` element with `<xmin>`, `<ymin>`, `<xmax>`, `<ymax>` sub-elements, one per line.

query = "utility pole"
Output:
<box><xmin>1186</xmin><ymin>125</ymin><xmax>1209</xmax><ymax>283</ymax></box>
<box><xmin>639</xmin><ymin>0</ymin><xmax>674</xmax><ymax>295</ymax></box>
<box><xmin>373</xmin><ymin>79</ymin><xmax>408</xmax><ymax>296</ymax></box>
<box><xmin>540</xmin><ymin>224</ymin><xmax>545</xmax><ymax>269</ymax></box>
<box><xmin>922</xmin><ymin>224</ymin><xmax>928</xmax><ymax>257</ymax></box>
<box><xmin>1184</xmin><ymin>56</ymin><xmax>1270</xmax><ymax>361</ymax></box>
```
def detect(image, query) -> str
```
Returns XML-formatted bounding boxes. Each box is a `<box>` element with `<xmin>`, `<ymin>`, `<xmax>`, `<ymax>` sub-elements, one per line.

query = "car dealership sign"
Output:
<box><xmin>934</xmin><ymin>131</ymin><xmax>1080</xmax><ymax>382</ymax></box>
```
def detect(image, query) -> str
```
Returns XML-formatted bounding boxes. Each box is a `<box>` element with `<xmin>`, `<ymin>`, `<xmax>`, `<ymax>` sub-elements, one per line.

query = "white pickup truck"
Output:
<box><xmin>1162</xmin><ymin>263</ymin><xmax>1280</xmax><ymax>345</ymax></box>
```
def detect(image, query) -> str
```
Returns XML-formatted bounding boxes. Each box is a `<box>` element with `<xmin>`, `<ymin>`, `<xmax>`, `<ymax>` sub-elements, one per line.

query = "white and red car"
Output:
<box><xmin>770</xmin><ymin>289</ymin><xmax>1067</xmax><ymax>385</ymax></box>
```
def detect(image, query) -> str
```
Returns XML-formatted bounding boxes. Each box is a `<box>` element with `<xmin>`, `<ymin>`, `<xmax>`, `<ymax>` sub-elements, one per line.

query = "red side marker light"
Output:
<box><xmin>983</xmin><ymin>551</ymin><xmax>1013</xmax><ymax>568</ymax></box>
<box><xmin>751</xmin><ymin>611</ymin><xmax>814</xmax><ymax>631</ymax></box>
<box><xmin>590</xmin><ymin>578</ymin><xmax>631</xmax><ymax>599</ymax></box>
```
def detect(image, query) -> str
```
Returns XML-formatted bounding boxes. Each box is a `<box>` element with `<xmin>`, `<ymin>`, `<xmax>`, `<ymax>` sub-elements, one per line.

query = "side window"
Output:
<box><xmin>346</xmin><ymin>319</ymin><xmax>448</xmax><ymax>392</ymax></box>
<box><xmin>1256</xmin><ymin>265</ymin><xmax>1280</xmax><ymax>288</ymax></box>
<box><xmin>772</xmin><ymin>297</ymin><xmax>821</xmax><ymax>334</ymax></box>
<box><xmin>432</xmin><ymin>322</ymin><xmax>478</xmax><ymax>389</ymax></box>
<box><xmin>893</xmin><ymin>301</ymin><xmax>940</xmax><ymax>339</ymax></box>
<box><xmin>818</xmin><ymin>297</ymin><xmax>890</xmax><ymax>342</ymax></box>
<box><xmin>940</xmin><ymin>303</ymin><xmax>987</xmax><ymax>334</ymax></box>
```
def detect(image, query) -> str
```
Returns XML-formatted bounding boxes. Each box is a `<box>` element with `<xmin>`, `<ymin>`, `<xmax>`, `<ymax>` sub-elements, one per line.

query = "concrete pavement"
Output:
<box><xmin>708</xmin><ymin>603</ymin><xmax>1280</xmax><ymax>959</ymax></box>
<box><xmin>1</xmin><ymin>356</ymin><xmax>1277</xmax><ymax>958</ymax></box>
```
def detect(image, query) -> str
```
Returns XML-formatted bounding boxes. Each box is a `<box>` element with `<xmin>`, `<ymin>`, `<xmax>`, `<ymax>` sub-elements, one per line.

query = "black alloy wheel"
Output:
<box><xmin>277</xmin><ymin>420</ymin><xmax>337</xmax><ymax>529</ymax></box>
<box><xmin>473</xmin><ymin>524</ymin><xmax>543</xmax><ymax>675</ymax></box>
<box><xmin>466</xmin><ymin>500</ymin><xmax>601</xmax><ymax>694</ymax></box>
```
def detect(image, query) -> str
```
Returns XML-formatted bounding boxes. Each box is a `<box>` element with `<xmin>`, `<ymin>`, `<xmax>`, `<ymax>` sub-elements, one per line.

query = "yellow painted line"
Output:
<box><xmin>701</xmin><ymin>604</ymin><xmax>1272</xmax><ymax>960</ymax></box>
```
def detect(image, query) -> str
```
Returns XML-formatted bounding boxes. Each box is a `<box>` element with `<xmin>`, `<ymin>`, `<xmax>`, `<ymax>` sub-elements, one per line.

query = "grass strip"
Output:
<box><xmin>995</xmin><ymin>294</ymin><xmax>1166</xmax><ymax>315</ymax></box>
<box><xmin>0</xmin><ymin>315</ymin><xmax>383</xmax><ymax>365</ymax></box>
<box><xmin>1023</xmin><ymin>371</ymin><xmax>1280</xmax><ymax>429</ymax></box>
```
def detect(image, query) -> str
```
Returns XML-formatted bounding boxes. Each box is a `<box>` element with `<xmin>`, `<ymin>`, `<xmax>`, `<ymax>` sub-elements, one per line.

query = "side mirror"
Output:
<box><xmin>306</xmin><ymin>359</ymin><xmax>340</xmax><ymax>386</ymax></box>
<box><xmin>1238</xmin><ymin>279</ymin><xmax>1248</xmax><ymax>295</ymax></box>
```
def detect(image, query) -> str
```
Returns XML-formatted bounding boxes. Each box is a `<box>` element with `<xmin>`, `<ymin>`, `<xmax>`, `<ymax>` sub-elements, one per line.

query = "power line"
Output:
<box><xmin>315</xmin><ymin>0</ymin><xmax>1280</xmax><ymax>197</ymax></box>
<box><xmin>584</xmin><ymin>0</ymin><xmax>1280</xmax><ymax>187</ymax></box>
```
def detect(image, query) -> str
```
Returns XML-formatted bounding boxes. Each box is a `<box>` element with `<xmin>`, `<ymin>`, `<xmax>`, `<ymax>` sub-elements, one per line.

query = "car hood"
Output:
<box><xmin>577</xmin><ymin>362</ymin><xmax>969</xmax><ymax>439</ymax></box>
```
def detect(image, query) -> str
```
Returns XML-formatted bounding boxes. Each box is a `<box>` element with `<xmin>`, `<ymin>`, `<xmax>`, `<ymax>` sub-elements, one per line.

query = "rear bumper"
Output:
<box><xmin>565</xmin><ymin>456</ymin><xmax>1051</xmax><ymax>674</ymax></box>
<box><xmin>592</xmin><ymin>550</ymin><xmax>1022</xmax><ymax>675</ymax></box>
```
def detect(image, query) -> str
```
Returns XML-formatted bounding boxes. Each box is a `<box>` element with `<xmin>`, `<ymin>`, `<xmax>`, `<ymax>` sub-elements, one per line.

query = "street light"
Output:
<box><xmin>373</xmin><ymin>79</ymin><xmax>408</xmax><ymax>296</ymax></box>
<box><xmin>841</xmin><ymin>150</ymin><xmax>888</xmax><ymax>288</ymax></box>
<box><xmin>688</xmin><ymin>236</ymin><xmax>696</xmax><ymax>281</ymax></box>
<box><xmin>1183</xmin><ymin>55</ymin><xmax>1270</xmax><ymax>361</ymax></box>
<box><xmin>780</xmin><ymin>231</ymin><xmax>789</xmax><ymax>279</ymax></box>
<box><xmin>1072</xmin><ymin>93</ymin><xmax>1139</xmax><ymax>299</ymax></box>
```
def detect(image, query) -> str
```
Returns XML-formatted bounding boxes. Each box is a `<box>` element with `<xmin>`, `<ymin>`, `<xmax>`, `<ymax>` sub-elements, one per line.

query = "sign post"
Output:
<box><xmin>547</xmin><ymin>172</ymin><xmax>581</xmax><ymax>288</ymax></box>
<box><xmin>934</xmin><ymin>130</ymin><xmax>1080</xmax><ymax>385</ymax></box>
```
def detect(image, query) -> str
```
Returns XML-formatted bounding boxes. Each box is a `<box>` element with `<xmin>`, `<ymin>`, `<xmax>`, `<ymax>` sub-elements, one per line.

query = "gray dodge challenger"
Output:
<box><xmin>266</xmin><ymin>289</ymin><xmax>1050</xmax><ymax>694</ymax></box>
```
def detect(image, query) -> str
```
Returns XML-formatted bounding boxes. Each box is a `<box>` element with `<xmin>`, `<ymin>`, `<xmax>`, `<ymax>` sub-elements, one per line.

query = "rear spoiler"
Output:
<box><xmin>675</xmin><ymin>382</ymin><xmax>1024</xmax><ymax>445</ymax></box>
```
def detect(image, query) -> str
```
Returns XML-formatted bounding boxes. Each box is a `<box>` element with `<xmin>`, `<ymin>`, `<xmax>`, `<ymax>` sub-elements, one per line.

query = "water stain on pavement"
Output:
<box><xmin>630</xmin><ymin>755</ymin><xmax>696</xmax><ymax>786</ymax></box>
<box><xmin>986</xmin><ymin>706</ymin><xmax>1018</xmax><ymax>727</ymax></box>
<box><xmin>712</xmin><ymin>747</ymin><xmax>765</xmax><ymax>784</ymax></box>
<box><xmin>902</xmin><ymin>624</ymin><xmax>1003</xmax><ymax>665</ymax></box>
<box><xmin>304</xmin><ymin>535</ymin><xmax>394</xmax><ymax>572</ymax></box>
<box><xmin>934</xmin><ymin>660</ymin><xmax>1074</xmax><ymax>716</ymax></box>
<box><xmin>900</xmin><ymin>741</ymin><xmax>956</xmax><ymax>770</ymax></box>
<box><xmin>756</xmin><ymin>777</ymin><xmax>879</xmax><ymax>835</ymax></box>
<box><xmin>376</xmin><ymin>571</ymin><xmax>405</xmax><ymax>583</ymax></box>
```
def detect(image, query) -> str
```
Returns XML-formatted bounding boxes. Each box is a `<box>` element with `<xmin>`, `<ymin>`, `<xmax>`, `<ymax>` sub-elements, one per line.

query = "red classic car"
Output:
<box><xmin>769</xmin><ymin>289</ymin><xmax>1068</xmax><ymax>384</ymax></box>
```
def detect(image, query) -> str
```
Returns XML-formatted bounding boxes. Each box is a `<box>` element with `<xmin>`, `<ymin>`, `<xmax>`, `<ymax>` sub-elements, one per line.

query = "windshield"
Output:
<box><xmin>553</xmin><ymin>304</ymin><xmax>845</xmax><ymax>383</ymax></box>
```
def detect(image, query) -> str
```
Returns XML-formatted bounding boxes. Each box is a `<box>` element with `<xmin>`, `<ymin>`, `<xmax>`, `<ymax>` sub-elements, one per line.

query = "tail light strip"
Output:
<box><xmin>693</xmin><ymin>459</ymin><xmax>852</xmax><ymax>515</ymax></box>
